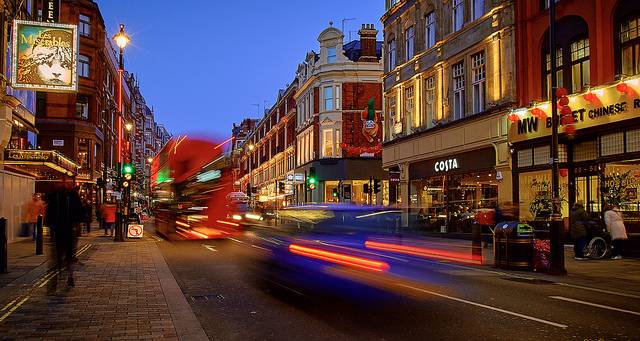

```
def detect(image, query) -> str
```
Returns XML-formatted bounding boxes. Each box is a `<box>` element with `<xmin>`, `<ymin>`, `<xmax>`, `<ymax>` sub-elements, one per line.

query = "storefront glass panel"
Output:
<box><xmin>324</xmin><ymin>180</ymin><xmax>339</xmax><ymax>203</ymax></box>
<box><xmin>518</xmin><ymin>170</ymin><xmax>569</xmax><ymax>221</ymax></box>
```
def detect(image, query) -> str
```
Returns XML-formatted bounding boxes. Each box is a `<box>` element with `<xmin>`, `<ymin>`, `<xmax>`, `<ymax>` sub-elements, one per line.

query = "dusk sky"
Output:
<box><xmin>98</xmin><ymin>1</ymin><xmax>384</xmax><ymax>138</ymax></box>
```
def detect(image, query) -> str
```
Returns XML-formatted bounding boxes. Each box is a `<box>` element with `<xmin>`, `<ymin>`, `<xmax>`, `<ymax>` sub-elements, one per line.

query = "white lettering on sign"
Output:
<box><xmin>434</xmin><ymin>159</ymin><xmax>459</xmax><ymax>173</ymax></box>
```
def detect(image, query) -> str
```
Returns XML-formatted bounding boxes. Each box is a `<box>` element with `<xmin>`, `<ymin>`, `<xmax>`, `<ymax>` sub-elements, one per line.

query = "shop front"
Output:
<box><xmin>510</xmin><ymin>76</ymin><xmax>640</xmax><ymax>250</ymax></box>
<box><xmin>408</xmin><ymin>147</ymin><xmax>500</xmax><ymax>233</ymax></box>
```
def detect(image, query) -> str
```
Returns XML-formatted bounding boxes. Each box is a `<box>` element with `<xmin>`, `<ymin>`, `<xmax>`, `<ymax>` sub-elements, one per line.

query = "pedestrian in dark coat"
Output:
<box><xmin>45</xmin><ymin>178</ymin><xmax>84</xmax><ymax>291</ymax></box>
<box><xmin>570</xmin><ymin>201</ymin><xmax>590</xmax><ymax>260</ymax></box>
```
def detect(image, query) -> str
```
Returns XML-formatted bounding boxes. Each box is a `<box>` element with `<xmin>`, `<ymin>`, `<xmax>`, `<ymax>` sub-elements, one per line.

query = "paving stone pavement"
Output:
<box><xmin>0</xmin><ymin>235</ymin><xmax>207</xmax><ymax>341</ymax></box>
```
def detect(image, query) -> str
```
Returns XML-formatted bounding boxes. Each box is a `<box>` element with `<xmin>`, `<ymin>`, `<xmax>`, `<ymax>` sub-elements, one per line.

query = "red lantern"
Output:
<box><xmin>559</xmin><ymin>168</ymin><xmax>569</xmax><ymax>177</ymax></box>
<box><xmin>508</xmin><ymin>113</ymin><xmax>519</xmax><ymax>123</ymax></box>
<box><xmin>558</xmin><ymin>97</ymin><xmax>569</xmax><ymax>106</ymax></box>
<box><xmin>564</xmin><ymin>124</ymin><xmax>576</xmax><ymax>135</ymax></box>
<box><xmin>531</xmin><ymin>108</ymin><xmax>547</xmax><ymax>119</ymax></box>
<box><xmin>616</xmin><ymin>82</ymin><xmax>628</xmax><ymax>94</ymax></box>
<box><xmin>561</xmin><ymin>115</ymin><xmax>575</xmax><ymax>125</ymax></box>
<box><xmin>560</xmin><ymin>105</ymin><xmax>572</xmax><ymax>115</ymax></box>
<box><xmin>555</xmin><ymin>87</ymin><xmax>568</xmax><ymax>98</ymax></box>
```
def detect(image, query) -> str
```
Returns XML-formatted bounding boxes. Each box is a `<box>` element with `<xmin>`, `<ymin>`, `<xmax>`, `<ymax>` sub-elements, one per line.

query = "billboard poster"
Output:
<box><xmin>11</xmin><ymin>20</ymin><xmax>78</xmax><ymax>92</ymax></box>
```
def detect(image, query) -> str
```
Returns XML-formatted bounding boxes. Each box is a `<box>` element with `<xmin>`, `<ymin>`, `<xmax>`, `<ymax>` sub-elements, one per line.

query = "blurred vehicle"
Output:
<box><xmin>151</xmin><ymin>136</ymin><xmax>242</xmax><ymax>240</ymax></box>
<box><xmin>246</xmin><ymin>204</ymin><xmax>483</xmax><ymax>300</ymax></box>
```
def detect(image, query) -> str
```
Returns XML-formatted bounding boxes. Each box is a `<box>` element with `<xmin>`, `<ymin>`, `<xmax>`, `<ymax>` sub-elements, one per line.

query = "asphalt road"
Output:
<box><xmin>156</xmin><ymin>231</ymin><xmax>640</xmax><ymax>340</ymax></box>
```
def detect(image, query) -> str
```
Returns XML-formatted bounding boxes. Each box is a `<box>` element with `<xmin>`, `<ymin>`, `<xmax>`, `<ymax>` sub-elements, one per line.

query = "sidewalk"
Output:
<box><xmin>0</xmin><ymin>225</ymin><xmax>207</xmax><ymax>340</ymax></box>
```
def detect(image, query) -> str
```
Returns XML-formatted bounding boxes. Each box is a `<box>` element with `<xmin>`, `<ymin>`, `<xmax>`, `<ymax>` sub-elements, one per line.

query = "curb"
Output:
<box><xmin>150</xmin><ymin>242</ymin><xmax>209</xmax><ymax>341</ymax></box>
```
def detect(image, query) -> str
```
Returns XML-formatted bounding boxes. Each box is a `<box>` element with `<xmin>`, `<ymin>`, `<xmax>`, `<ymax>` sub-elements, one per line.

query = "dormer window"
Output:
<box><xmin>327</xmin><ymin>47</ymin><xmax>337</xmax><ymax>63</ymax></box>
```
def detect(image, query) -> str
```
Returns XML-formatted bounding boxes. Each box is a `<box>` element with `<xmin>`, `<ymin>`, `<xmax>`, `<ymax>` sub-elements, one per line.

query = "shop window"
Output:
<box><xmin>573</xmin><ymin>140</ymin><xmax>598</xmax><ymax>162</ymax></box>
<box><xmin>533</xmin><ymin>146</ymin><xmax>550</xmax><ymax>165</ymax></box>
<box><xmin>452</xmin><ymin>61</ymin><xmax>465</xmax><ymax>120</ymax></box>
<box><xmin>471</xmin><ymin>51</ymin><xmax>486</xmax><ymax>114</ymax></box>
<box><xmin>558</xmin><ymin>144</ymin><xmax>568</xmax><ymax>162</ymax></box>
<box><xmin>570</xmin><ymin>38</ymin><xmax>590</xmax><ymax>92</ymax></box>
<box><xmin>600</xmin><ymin>132</ymin><xmax>625</xmax><ymax>156</ymax></box>
<box><xmin>518</xmin><ymin>149</ymin><xmax>533</xmax><ymax>168</ymax></box>
<box><xmin>619</xmin><ymin>15</ymin><xmax>640</xmax><ymax>76</ymax></box>
<box><xmin>424</xmin><ymin>76</ymin><xmax>436</xmax><ymax>126</ymax></box>
<box><xmin>627</xmin><ymin>129</ymin><xmax>640</xmax><ymax>152</ymax></box>
<box><xmin>405</xmin><ymin>26</ymin><xmax>415</xmax><ymax>60</ymax></box>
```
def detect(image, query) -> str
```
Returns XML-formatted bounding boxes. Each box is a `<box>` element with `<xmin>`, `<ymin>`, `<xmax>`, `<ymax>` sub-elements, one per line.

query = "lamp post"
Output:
<box><xmin>247</xmin><ymin>144</ymin><xmax>254</xmax><ymax>207</ymax></box>
<box><xmin>113</xmin><ymin>24</ymin><xmax>130</xmax><ymax>242</ymax></box>
<box><xmin>549</xmin><ymin>1</ymin><xmax>566</xmax><ymax>275</ymax></box>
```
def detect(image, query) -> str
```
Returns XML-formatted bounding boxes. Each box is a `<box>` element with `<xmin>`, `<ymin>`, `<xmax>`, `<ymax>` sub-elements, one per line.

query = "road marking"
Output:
<box><xmin>251</xmin><ymin>244</ymin><xmax>270</xmax><ymax>252</ymax></box>
<box><xmin>150</xmin><ymin>234</ymin><xmax>164</xmax><ymax>242</ymax></box>
<box><xmin>0</xmin><ymin>298</ymin><xmax>18</xmax><ymax>312</ymax></box>
<box><xmin>400</xmin><ymin>284</ymin><xmax>568</xmax><ymax>329</ymax></box>
<box><xmin>554</xmin><ymin>283</ymin><xmax>640</xmax><ymax>300</ymax></box>
<box><xmin>38</xmin><ymin>270</ymin><xmax>61</xmax><ymax>288</ymax></box>
<box><xmin>550</xmin><ymin>296</ymin><xmax>640</xmax><ymax>316</ymax></box>
<box><xmin>0</xmin><ymin>296</ymin><xmax>29</xmax><ymax>322</ymax></box>
<box><xmin>202</xmin><ymin>244</ymin><xmax>217</xmax><ymax>252</ymax></box>
<box><xmin>228</xmin><ymin>237</ymin><xmax>245</xmax><ymax>244</ymax></box>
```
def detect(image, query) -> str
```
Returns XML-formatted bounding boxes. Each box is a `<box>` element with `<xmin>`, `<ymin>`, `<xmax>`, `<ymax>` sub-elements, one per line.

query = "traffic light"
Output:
<box><xmin>332</xmin><ymin>188</ymin><xmax>338</xmax><ymax>198</ymax></box>
<box><xmin>122</xmin><ymin>163</ymin><xmax>135</xmax><ymax>175</ymax></box>
<box><xmin>307</xmin><ymin>167</ymin><xmax>316</xmax><ymax>190</ymax></box>
<box><xmin>121</xmin><ymin>163</ymin><xmax>135</xmax><ymax>189</ymax></box>
<box><xmin>373</xmin><ymin>179</ymin><xmax>381</xmax><ymax>194</ymax></box>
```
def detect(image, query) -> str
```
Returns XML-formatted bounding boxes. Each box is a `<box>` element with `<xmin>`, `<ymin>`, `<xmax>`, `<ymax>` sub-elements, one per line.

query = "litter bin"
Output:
<box><xmin>494</xmin><ymin>221</ymin><xmax>534</xmax><ymax>270</ymax></box>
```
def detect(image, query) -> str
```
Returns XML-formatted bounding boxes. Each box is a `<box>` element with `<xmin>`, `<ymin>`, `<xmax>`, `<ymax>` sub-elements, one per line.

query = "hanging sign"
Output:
<box><xmin>42</xmin><ymin>0</ymin><xmax>61</xmax><ymax>23</ymax></box>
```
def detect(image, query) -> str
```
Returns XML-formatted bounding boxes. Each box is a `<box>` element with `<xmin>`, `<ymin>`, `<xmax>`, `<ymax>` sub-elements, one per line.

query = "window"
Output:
<box><xmin>386</xmin><ymin>0</ymin><xmax>400</xmax><ymax>10</ymax></box>
<box><xmin>335</xmin><ymin>85</ymin><xmax>341</xmax><ymax>110</ymax></box>
<box><xmin>405</xmin><ymin>86</ymin><xmax>416</xmax><ymax>127</ymax></box>
<box><xmin>453</xmin><ymin>0</ymin><xmax>465</xmax><ymax>32</ymax></box>
<box><xmin>570</xmin><ymin>38</ymin><xmax>590</xmax><ymax>92</ymax></box>
<box><xmin>452</xmin><ymin>61</ymin><xmax>465</xmax><ymax>119</ymax></box>
<box><xmin>600</xmin><ymin>132</ymin><xmax>624</xmax><ymax>156</ymax></box>
<box><xmin>424</xmin><ymin>76</ymin><xmax>436</xmax><ymax>126</ymax></box>
<box><xmin>627</xmin><ymin>130</ymin><xmax>640</xmax><ymax>152</ymax></box>
<box><xmin>471</xmin><ymin>51</ymin><xmax>486</xmax><ymax>114</ymax></box>
<box><xmin>76</xmin><ymin>95</ymin><xmax>89</xmax><ymax>119</ymax></box>
<box><xmin>324</xmin><ymin>86</ymin><xmax>334</xmax><ymax>111</ymax></box>
<box><xmin>327</xmin><ymin>47</ymin><xmax>337</xmax><ymax>63</ymax></box>
<box><xmin>335</xmin><ymin>129</ymin><xmax>341</xmax><ymax>157</ymax></box>
<box><xmin>79</xmin><ymin>14</ymin><xmax>91</xmax><ymax>37</ymax></box>
<box><xmin>425</xmin><ymin>12</ymin><xmax>436</xmax><ymax>49</ymax></box>
<box><xmin>388</xmin><ymin>38</ymin><xmax>397</xmax><ymax>70</ymax></box>
<box><xmin>544</xmin><ymin>48</ymin><xmax>563</xmax><ymax>100</ymax></box>
<box><xmin>79</xmin><ymin>54</ymin><xmax>90</xmax><ymax>77</ymax></box>
<box><xmin>472</xmin><ymin>0</ymin><xmax>485</xmax><ymax>20</ymax></box>
<box><xmin>405</xmin><ymin>26</ymin><xmax>415</xmax><ymax>60</ymax></box>
<box><xmin>78</xmin><ymin>139</ymin><xmax>89</xmax><ymax>169</ymax></box>
<box><xmin>323</xmin><ymin>129</ymin><xmax>334</xmax><ymax>157</ymax></box>
<box><xmin>620</xmin><ymin>15</ymin><xmax>640</xmax><ymax>76</ymax></box>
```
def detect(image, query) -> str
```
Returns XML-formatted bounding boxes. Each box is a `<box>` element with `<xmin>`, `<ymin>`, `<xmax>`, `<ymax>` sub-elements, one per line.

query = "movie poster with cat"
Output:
<box><xmin>11</xmin><ymin>20</ymin><xmax>78</xmax><ymax>92</ymax></box>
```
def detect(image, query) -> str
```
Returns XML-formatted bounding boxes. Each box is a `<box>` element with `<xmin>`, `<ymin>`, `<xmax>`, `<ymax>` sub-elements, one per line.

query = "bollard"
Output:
<box><xmin>36</xmin><ymin>215</ymin><xmax>43</xmax><ymax>255</ymax></box>
<box><xmin>0</xmin><ymin>218</ymin><xmax>7</xmax><ymax>273</ymax></box>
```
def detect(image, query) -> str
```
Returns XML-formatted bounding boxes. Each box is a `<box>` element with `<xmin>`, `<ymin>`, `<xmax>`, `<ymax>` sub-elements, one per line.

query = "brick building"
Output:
<box><xmin>381</xmin><ymin>0</ymin><xmax>516</xmax><ymax>230</ymax></box>
<box><xmin>509</xmin><ymin>0</ymin><xmax>640</xmax><ymax>247</ymax></box>
<box><xmin>293</xmin><ymin>23</ymin><xmax>385</xmax><ymax>204</ymax></box>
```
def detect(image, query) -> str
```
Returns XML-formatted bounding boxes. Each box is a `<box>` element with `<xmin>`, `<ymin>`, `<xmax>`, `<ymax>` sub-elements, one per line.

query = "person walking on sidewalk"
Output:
<box><xmin>45</xmin><ymin>178</ymin><xmax>84</xmax><ymax>290</ymax></box>
<box><xmin>26</xmin><ymin>193</ymin><xmax>45</xmax><ymax>241</ymax></box>
<box><xmin>570</xmin><ymin>201</ymin><xmax>590</xmax><ymax>260</ymax></box>
<box><xmin>604</xmin><ymin>204</ymin><xmax>628</xmax><ymax>260</ymax></box>
<box><xmin>102</xmin><ymin>202</ymin><xmax>116</xmax><ymax>236</ymax></box>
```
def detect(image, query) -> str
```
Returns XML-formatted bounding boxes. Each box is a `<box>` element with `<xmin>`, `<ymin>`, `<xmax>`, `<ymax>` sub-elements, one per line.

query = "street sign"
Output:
<box><xmin>52</xmin><ymin>139</ymin><xmax>64</xmax><ymax>146</ymax></box>
<box><xmin>111</xmin><ymin>191</ymin><xmax>122</xmax><ymax>199</ymax></box>
<box><xmin>127</xmin><ymin>224</ymin><xmax>144</xmax><ymax>238</ymax></box>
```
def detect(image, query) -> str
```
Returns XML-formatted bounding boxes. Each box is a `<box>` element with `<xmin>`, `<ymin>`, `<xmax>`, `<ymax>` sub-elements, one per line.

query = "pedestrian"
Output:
<box><xmin>25</xmin><ymin>193</ymin><xmax>46</xmax><ymax>241</ymax></box>
<box><xmin>102</xmin><ymin>202</ymin><xmax>117</xmax><ymax>236</ymax></box>
<box><xmin>604</xmin><ymin>204</ymin><xmax>628</xmax><ymax>260</ymax></box>
<box><xmin>45</xmin><ymin>177</ymin><xmax>84</xmax><ymax>291</ymax></box>
<box><xmin>570</xmin><ymin>201</ymin><xmax>590</xmax><ymax>260</ymax></box>
<box><xmin>96</xmin><ymin>203</ymin><xmax>104</xmax><ymax>232</ymax></box>
<box><xmin>83</xmin><ymin>201</ymin><xmax>93</xmax><ymax>234</ymax></box>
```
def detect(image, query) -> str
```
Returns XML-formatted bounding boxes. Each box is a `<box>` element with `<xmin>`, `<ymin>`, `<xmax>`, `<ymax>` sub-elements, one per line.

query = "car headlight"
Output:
<box><xmin>232</xmin><ymin>214</ymin><xmax>243</xmax><ymax>221</ymax></box>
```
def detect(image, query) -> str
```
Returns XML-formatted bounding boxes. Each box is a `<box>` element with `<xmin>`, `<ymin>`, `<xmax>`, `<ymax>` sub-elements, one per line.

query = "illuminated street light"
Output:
<box><xmin>248</xmin><ymin>144</ymin><xmax>255</xmax><ymax>151</ymax></box>
<box><xmin>147</xmin><ymin>157</ymin><xmax>153</xmax><ymax>163</ymax></box>
<box><xmin>125</xmin><ymin>122</ymin><xmax>133</xmax><ymax>131</ymax></box>
<box><xmin>113</xmin><ymin>24</ymin><xmax>130</xmax><ymax>50</ymax></box>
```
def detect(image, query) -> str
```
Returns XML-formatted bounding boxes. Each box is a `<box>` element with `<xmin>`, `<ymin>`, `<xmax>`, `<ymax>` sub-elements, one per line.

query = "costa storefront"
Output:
<box><xmin>510</xmin><ymin>76</ymin><xmax>640</xmax><ymax>243</ymax></box>
<box><xmin>408</xmin><ymin>147</ymin><xmax>501</xmax><ymax>233</ymax></box>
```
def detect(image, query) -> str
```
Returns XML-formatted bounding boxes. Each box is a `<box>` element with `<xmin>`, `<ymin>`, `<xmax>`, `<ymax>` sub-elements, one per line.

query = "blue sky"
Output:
<box><xmin>98</xmin><ymin>0</ymin><xmax>384</xmax><ymax>138</ymax></box>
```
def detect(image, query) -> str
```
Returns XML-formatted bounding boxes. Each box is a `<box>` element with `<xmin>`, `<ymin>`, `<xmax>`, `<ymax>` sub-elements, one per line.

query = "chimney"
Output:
<box><xmin>358</xmin><ymin>24</ymin><xmax>378</xmax><ymax>62</ymax></box>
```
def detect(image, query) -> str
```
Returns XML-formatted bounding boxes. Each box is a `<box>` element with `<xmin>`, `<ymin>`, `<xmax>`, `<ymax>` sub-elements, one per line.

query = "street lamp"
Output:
<box><xmin>247</xmin><ymin>144</ymin><xmax>255</xmax><ymax>207</ymax></box>
<box><xmin>113</xmin><ymin>24</ymin><xmax>130</xmax><ymax>242</ymax></box>
<box><xmin>147</xmin><ymin>157</ymin><xmax>153</xmax><ymax>163</ymax></box>
<box><xmin>125</xmin><ymin>122</ymin><xmax>133</xmax><ymax>131</ymax></box>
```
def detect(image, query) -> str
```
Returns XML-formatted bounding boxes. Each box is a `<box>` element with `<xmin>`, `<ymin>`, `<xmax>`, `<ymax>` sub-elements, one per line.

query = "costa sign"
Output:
<box><xmin>434</xmin><ymin>159</ymin><xmax>459</xmax><ymax>173</ymax></box>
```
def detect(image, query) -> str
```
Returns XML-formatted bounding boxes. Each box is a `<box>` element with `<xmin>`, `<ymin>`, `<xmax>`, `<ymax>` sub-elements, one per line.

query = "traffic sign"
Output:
<box><xmin>127</xmin><ymin>224</ymin><xmax>144</xmax><ymax>238</ymax></box>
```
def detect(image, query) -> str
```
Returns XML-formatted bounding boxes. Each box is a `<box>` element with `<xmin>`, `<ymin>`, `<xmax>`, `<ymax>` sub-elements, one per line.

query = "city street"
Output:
<box><xmin>159</xmin><ymin>230</ymin><xmax>640</xmax><ymax>340</ymax></box>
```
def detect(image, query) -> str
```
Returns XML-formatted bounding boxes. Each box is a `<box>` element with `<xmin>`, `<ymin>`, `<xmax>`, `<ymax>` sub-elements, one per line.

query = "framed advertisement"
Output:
<box><xmin>11</xmin><ymin>20</ymin><xmax>78</xmax><ymax>92</ymax></box>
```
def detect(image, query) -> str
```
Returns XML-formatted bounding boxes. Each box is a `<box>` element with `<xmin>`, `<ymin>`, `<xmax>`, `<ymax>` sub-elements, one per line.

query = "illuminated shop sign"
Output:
<box><xmin>509</xmin><ymin>75</ymin><xmax>640</xmax><ymax>143</ymax></box>
<box><xmin>11</xmin><ymin>20</ymin><xmax>78</xmax><ymax>92</ymax></box>
<box><xmin>434</xmin><ymin>158</ymin><xmax>459</xmax><ymax>173</ymax></box>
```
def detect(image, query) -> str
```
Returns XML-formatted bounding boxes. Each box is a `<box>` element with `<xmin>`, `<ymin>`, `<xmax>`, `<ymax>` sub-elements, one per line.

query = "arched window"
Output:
<box><xmin>541</xmin><ymin>16</ymin><xmax>590</xmax><ymax>100</ymax></box>
<box><xmin>614</xmin><ymin>0</ymin><xmax>640</xmax><ymax>76</ymax></box>
<box><xmin>388</xmin><ymin>37</ymin><xmax>397</xmax><ymax>71</ymax></box>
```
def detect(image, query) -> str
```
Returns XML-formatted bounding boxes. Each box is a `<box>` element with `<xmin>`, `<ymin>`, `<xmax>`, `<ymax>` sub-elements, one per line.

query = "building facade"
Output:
<box><xmin>510</xmin><ymin>0</ymin><xmax>640</xmax><ymax>245</ymax></box>
<box><xmin>381</xmin><ymin>0</ymin><xmax>516</xmax><ymax>231</ymax></box>
<box><xmin>294</xmin><ymin>23</ymin><xmax>386</xmax><ymax>204</ymax></box>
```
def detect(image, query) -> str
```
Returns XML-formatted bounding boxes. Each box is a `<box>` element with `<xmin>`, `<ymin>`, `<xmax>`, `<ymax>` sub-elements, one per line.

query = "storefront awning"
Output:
<box><xmin>3</xmin><ymin>149</ymin><xmax>79</xmax><ymax>180</ymax></box>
